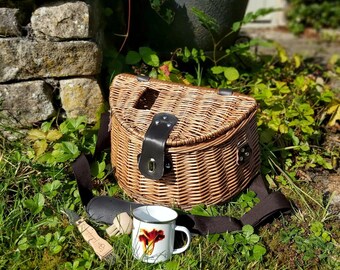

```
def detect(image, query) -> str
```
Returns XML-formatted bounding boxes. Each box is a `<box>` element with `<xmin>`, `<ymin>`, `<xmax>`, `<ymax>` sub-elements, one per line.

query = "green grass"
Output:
<box><xmin>0</xmin><ymin>139</ymin><xmax>261</xmax><ymax>269</ymax></box>
<box><xmin>1</xmin><ymin>120</ymin><xmax>339</xmax><ymax>270</ymax></box>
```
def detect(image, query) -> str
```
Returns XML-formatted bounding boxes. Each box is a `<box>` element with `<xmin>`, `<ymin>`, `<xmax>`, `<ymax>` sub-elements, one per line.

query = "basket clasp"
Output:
<box><xmin>138</xmin><ymin>113</ymin><xmax>178</xmax><ymax>180</ymax></box>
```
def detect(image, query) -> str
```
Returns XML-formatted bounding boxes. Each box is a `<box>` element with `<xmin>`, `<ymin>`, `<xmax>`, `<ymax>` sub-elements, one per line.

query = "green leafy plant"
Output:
<box><xmin>234</xmin><ymin>191</ymin><xmax>260</xmax><ymax>215</ymax></box>
<box><xmin>238</xmin><ymin>44</ymin><xmax>335</xmax><ymax>173</ymax></box>
<box><xmin>280</xmin><ymin>223</ymin><xmax>337</xmax><ymax>266</ymax></box>
<box><xmin>213</xmin><ymin>225</ymin><xmax>267</xmax><ymax>265</ymax></box>
<box><xmin>287</xmin><ymin>0</ymin><xmax>340</xmax><ymax>35</ymax></box>
<box><xmin>125</xmin><ymin>47</ymin><xmax>160</xmax><ymax>68</ymax></box>
<box><xmin>42</xmin><ymin>180</ymin><xmax>63</xmax><ymax>199</ymax></box>
<box><xmin>149</xmin><ymin>0</ymin><xmax>175</xmax><ymax>24</ymax></box>
<box><xmin>189</xmin><ymin>204</ymin><xmax>219</xmax><ymax>217</ymax></box>
<box><xmin>26</xmin><ymin>116</ymin><xmax>97</xmax><ymax>166</ymax></box>
<box><xmin>192</xmin><ymin>7</ymin><xmax>276</xmax><ymax>66</ymax></box>
<box><xmin>23</xmin><ymin>193</ymin><xmax>45</xmax><ymax>215</ymax></box>
<box><xmin>117</xmin><ymin>8</ymin><xmax>276</xmax><ymax>86</ymax></box>
<box><xmin>175</xmin><ymin>47</ymin><xmax>206</xmax><ymax>85</ymax></box>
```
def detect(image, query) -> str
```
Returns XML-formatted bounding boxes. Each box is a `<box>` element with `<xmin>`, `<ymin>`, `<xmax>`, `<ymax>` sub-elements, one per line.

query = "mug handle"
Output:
<box><xmin>173</xmin><ymin>225</ymin><xmax>191</xmax><ymax>254</ymax></box>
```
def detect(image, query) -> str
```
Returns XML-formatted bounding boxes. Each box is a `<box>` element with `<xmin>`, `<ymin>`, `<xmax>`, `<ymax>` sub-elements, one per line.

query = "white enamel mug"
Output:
<box><xmin>132</xmin><ymin>205</ymin><xmax>191</xmax><ymax>263</ymax></box>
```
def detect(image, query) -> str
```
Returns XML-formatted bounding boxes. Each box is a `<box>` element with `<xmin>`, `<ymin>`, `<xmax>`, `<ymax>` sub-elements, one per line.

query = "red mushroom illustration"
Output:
<box><xmin>138</xmin><ymin>228</ymin><xmax>165</xmax><ymax>255</ymax></box>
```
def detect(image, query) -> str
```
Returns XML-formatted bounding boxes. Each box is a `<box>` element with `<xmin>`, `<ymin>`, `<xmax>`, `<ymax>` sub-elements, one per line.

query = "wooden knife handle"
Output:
<box><xmin>76</xmin><ymin>219</ymin><xmax>113</xmax><ymax>260</ymax></box>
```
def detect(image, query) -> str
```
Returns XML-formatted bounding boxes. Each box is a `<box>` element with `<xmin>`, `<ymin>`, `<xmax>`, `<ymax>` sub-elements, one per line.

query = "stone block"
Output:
<box><xmin>0</xmin><ymin>38</ymin><xmax>101</xmax><ymax>82</ymax></box>
<box><xmin>31</xmin><ymin>1</ymin><xmax>91</xmax><ymax>40</ymax></box>
<box><xmin>59</xmin><ymin>78</ymin><xmax>104</xmax><ymax>123</ymax></box>
<box><xmin>0</xmin><ymin>8</ymin><xmax>21</xmax><ymax>37</ymax></box>
<box><xmin>0</xmin><ymin>80</ymin><xmax>56</xmax><ymax>127</ymax></box>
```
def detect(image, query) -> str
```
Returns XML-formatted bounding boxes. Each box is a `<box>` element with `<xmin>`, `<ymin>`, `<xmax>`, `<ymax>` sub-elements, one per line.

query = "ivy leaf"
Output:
<box><xmin>184</xmin><ymin>47</ymin><xmax>191</xmax><ymax>58</ymax></box>
<box><xmin>125</xmin><ymin>50</ymin><xmax>141</xmax><ymax>65</ymax></box>
<box><xmin>51</xmin><ymin>245</ymin><xmax>63</xmax><ymax>254</ymax></box>
<box><xmin>46</xmin><ymin>129</ymin><xmax>63</xmax><ymax>142</ymax></box>
<box><xmin>179</xmin><ymin>47</ymin><xmax>191</xmax><ymax>62</ymax></box>
<box><xmin>294</xmin><ymin>76</ymin><xmax>308</xmax><ymax>92</ymax></box>
<box><xmin>252</xmin><ymin>244</ymin><xmax>267</xmax><ymax>260</ymax></box>
<box><xmin>17</xmin><ymin>237</ymin><xmax>30</xmax><ymax>251</ymax></box>
<box><xmin>224</xmin><ymin>67</ymin><xmax>239</xmax><ymax>81</ymax></box>
<box><xmin>189</xmin><ymin>204</ymin><xmax>211</xmax><ymax>217</ymax></box>
<box><xmin>27</xmin><ymin>129</ymin><xmax>46</xmax><ymax>141</ymax></box>
<box><xmin>249</xmin><ymin>234</ymin><xmax>260</xmax><ymax>244</ymax></box>
<box><xmin>223</xmin><ymin>234</ymin><xmax>235</xmax><ymax>246</ymax></box>
<box><xmin>279</xmin><ymin>124</ymin><xmax>288</xmax><ymax>134</ymax></box>
<box><xmin>300</xmin><ymin>143</ymin><xmax>310</xmax><ymax>151</ymax></box>
<box><xmin>253</xmin><ymin>83</ymin><xmax>272</xmax><ymax>100</ymax></box>
<box><xmin>299</xmin><ymin>103</ymin><xmax>314</xmax><ymax>115</ymax></box>
<box><xmin>242</xmin><ymin>225</ymin><xmax>254</xmax><ymax>238</ymax></box>
<box><xmin>304</xmin><ymin>116</ymin><xmax>315</xmax><ymax>124</ymax></box>
<box><xmin>322</xmin><ymin>231</ymin><xmax>331</xmax><ymax>242</ymax></box>
<box><xmin>60</xmin><ymin>117</ymin><xmax>87</xmax><ymax>134</ymax></box>
<box><xmin>191</xmin><ymin>48</ymin><xmax>198</xmax><ymax>59</ymax></box>
<box><xmin>268</xmin><ymin>117</ymin><xmax>281</xmax><ymax>131</ymax></box>
<box><xmin>279</xmin><ymin>85</ymin><xmax>291</xmax><ymax>94</ymax></box>
<box><xmin>310</xmin><ymin>221</ymin><xmax>323</xmax><ymax>237</ymax></box>
<box><xmin>149</xmin><ymin>68</ymin><xmax>158</xmax><ymax>78</ymax></box>
<box><xmin>37</xmin><ymin>152</ymin><xmax>54</xmax><ymax>164</ymax></box>
<box><xmin>24</xmin><ymin>193</ymin><xmax>45</xmax><ymax>215</ymax></box>
<box><xmin>51</xmin><ymin>142</ymin><xmax>80</xmax><ymax>163</ymax></box>
<box><xmin>139</xmin><ymin>47</ymin><xmax>159</xmax><ymax>67</ymax></box>
<box><xmin>33</xmin><ymin>140</ymin><xmax>48</xmax><ymax>157</ymax></box>
<box><xmin>289</xmin><ymin>119</ymin><xmax>300</xmax><ymax>126</ymax></box>
<box><xmin>91</xmin><ymin>160</ymin><xmax>106</xmax><ymax>179</ymax></box>
<box><xmin>211</xmin><ymin>66</ymin><xmax>225</xmax><ymax>74</ymax></box>
<box><xmin>301</xmin><ymin>125</ymin><xmax>314</xmax><ymax>135</ymax></box>
<box><xmin>320</xmin><ymin>90</ymin><xmax>334</xmax><ymax>103</ymax></box>
<box><xmin>43</xmin><ymin>180</ymin><xmax>62</xmax><ymax>199</ymax></box>
<box><xmin>41</xmin><ymin>121</ymin><xmax>53</xmax><ymax>132</ymax></box>
<box><xmin>232</xmin><ymin>21</ymin><xmax>241</xmax><ymax>32</ymax></box>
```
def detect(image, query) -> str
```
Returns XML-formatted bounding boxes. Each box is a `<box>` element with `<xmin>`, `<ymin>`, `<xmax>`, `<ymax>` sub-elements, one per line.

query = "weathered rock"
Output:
<box><xmin>0</xmin><ymin>8</ymin><xmax>21</xmax><ymax>36</ymax></box>
<box><xmin>0</xmin><ymin>80</ymin><xmax>56</xmax><ymax>127</ymax></box>
<box><xmin>31</xmin><ymin>1</ymin><xmax>91</xmax><ymax>40</ymax></box>
<box><xmin>0</xmin><ymin>38</ymin><xmax>101</xmax><ymax>82</ymax></box>
<box><xmin>59</xmin><ymin>78</ymin><xmax>104</xmax><ymax>123</ymax></box>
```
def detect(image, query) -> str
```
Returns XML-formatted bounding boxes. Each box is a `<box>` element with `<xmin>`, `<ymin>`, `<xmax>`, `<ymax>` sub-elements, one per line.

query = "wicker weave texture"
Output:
<box><xmin>109</xmin><ymin>73</ymin><xmax>261</xmax><ymax>209</ymax></box>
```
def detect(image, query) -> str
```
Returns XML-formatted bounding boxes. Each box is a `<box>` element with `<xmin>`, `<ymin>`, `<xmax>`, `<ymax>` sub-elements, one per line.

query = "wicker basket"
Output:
<box><xmin>109</xmin><ymin>73</ymin><xmax>261</xmax><ymax>210</ymax></box>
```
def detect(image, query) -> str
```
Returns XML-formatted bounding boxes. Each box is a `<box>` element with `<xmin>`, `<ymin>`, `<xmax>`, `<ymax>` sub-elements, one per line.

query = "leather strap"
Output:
<box><xmin>138</xmin><ymin>113</ymin><xmax>178</xmax><ymax>180</ymax></box>
<box><xmin>72</xmin><ymin>113</ymin><xmax>291</xmax><ymax>235</ymax></box>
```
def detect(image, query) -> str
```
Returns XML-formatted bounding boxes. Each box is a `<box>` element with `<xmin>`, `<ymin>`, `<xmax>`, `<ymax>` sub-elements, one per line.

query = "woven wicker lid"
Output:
<box><xmin>110</xmin><ymin>73</ymin><xmax>258</xmax><ymax>147</ymax></box>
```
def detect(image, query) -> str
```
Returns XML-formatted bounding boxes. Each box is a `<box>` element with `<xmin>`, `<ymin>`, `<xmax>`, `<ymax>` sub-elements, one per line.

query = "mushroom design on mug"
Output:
<box><xmin>138</xmin><ymin>229</ymin><xmax>165</xmax><ymax>255</ymax></box>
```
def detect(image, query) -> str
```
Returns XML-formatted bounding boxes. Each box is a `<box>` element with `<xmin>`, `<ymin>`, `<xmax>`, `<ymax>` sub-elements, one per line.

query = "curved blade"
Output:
<box><xmin>62</xmin><ymin>209</ymin><xmax>81</xmax><ymax>224</ymax></box>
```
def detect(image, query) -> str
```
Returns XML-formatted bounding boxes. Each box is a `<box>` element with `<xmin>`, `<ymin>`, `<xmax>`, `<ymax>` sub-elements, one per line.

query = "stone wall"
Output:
<box><xmin>0</xmin><ymin>1</ymin><xmax>104</xmax><ymax>136</ymax></box>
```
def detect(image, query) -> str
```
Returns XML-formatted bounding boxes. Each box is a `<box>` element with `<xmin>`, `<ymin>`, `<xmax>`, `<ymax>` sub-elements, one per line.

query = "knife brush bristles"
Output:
<box><xmin>102</xmin><ymin>250</ymin><xmax>117</xmax><ymax>264</ymax></box>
